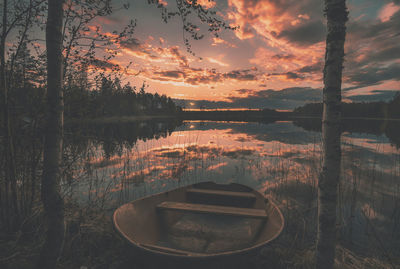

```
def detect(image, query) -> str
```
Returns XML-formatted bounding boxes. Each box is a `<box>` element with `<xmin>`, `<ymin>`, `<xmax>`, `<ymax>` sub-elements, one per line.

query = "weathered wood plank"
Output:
<box><xmin>187</xmin><ymin>188</ymin><xmax>256</xmax><ymax>199</ymax></box>
<box><xmin>157</xmin><ymin>201</ymin><xmax>267</xmax><ymax>219</ymax></box>
<box><xmin>141</xmin><ymin>243</ymin><xmax>201</xmax><ymax>256</ymax></box>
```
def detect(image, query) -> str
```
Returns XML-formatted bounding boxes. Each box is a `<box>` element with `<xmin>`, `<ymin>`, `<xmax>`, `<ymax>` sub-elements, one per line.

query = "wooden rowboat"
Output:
<box><xmin>113</xmin><ymin>181</ymin><xmax>284</xmax><ymax>259</ymax></box>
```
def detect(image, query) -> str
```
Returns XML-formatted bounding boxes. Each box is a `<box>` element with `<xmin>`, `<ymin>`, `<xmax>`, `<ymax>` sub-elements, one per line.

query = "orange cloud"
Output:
<box><xmin>226</xmin><ymin>0</ymin><xmax>326</xmax><ymax>88</ymax></box>
<box><xmin>206</xmin><ymin>57</ymin><xmax>229</xmax><ymax>67</ymax></box>
<box><xmin>378</xmin><ymin>2</ymin><xmax>400</xmax><ymax>22</ymax></box>
<box><xmin>211</xmin><ymin>37</ymin><xmax>237</xmax><ymax>48</ymax></box>
<box><xmin>249</xmin><ymin>46</ymin><xmax>323</xmax><ymax>85</ymax></box>
<box><xmin>227</xmin><ymin>0</ymin><xmax>295</xmax><ymax>40</ymax></box>
<box><xmin>122</xmin><ymin>48</ymin><xmax>163</xmax><ymax>63</ymax></box>
<box><xmin>159</xmin><ymin>0</ymin><xmax>168</xmax><ymax>6</ymax></box>
<box><xmin>165</xmin><ymin>46</ymin><xmax>189</xmax><ymax>67</ymax></box>
<box><xmin>197</xmin><ymin>0</ymin><xmax>216</xmax><ymax>9</ymax></box>
<box><xmin>120</xmin><ymin>39</ymin><xmax>192</xmax><ymax>68</ymax></box>
<box><xmin>186</xmin><ymin>0</ymin><xmax>216</xmax><ymax>9</ymax></box>
<box><xmin>148</xmin><ymin>67</ymin><xmax>258</xmax><ymax>86</ymax></box>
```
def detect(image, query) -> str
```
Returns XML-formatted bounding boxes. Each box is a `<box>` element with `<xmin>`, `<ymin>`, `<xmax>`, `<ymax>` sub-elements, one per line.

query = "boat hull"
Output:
<box><xmin>113</xmin><ymin>181</ymin><xmax>284</xmax><ymax>260</ymax></box>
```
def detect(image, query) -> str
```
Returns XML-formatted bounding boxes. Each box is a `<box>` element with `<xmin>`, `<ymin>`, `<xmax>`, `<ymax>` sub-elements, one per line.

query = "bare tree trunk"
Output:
<box><xmin>316</xmin><ymin>1</ymin><xmax>348</xmax><ymax>268</ymax></box>
<box><xmin>36</xmin><ymin>0</ymin><xmax>65</xmax><ymax>268</ymax></box>
<box><xmin>0</xmin><ymin>0</ymin><xmax>9</xmax><ymax>228</ymax></box>
<box><xmin>1</xmin><ymin>0</ymin><xmax>19</xmax><ymax>230</ymax></box>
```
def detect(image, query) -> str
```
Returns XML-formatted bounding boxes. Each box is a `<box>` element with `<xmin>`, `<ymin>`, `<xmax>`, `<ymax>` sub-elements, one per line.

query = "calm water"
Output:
<box><xmin>64</xmin><ymin>120</ymin><xmax>400</xmax><ymax>261</ymax></box>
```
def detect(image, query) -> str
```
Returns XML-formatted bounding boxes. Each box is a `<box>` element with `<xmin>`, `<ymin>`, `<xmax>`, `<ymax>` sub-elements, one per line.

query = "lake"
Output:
<box><xmin>64</xmin><ymin>119</ymin><xmax>400</xmax><ymax>263</ymax></box>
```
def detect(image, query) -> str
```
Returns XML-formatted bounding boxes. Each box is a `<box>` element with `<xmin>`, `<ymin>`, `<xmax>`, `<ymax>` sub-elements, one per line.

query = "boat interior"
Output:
<box><xmin>113</xmin><ymin>182</ymin><xmax>284</xmax><ymax>256</ymax></box>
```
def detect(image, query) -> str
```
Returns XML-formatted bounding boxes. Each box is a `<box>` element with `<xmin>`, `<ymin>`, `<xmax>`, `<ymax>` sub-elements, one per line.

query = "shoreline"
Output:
<box><xmin>66</xmin><ymin>115</ymin><xmax>177</xmax><ymax>124</ymax></box>
<box><xmin>65</xmin><ymin>112</ymin><xmax>400</xmax><ymax>125</ymax></box>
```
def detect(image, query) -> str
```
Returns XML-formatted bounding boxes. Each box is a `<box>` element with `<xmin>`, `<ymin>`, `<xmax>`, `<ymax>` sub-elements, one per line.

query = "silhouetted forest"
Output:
<box><xmin>293</xmin><ymin>93</ymin><xmax>400</xmax><ymax>118</ymax></box>
<box><xmin>180</xmin><ymin>94</ymin><xmax>400</xmax><ymax>121</ymax></box>
<box><xmin>4</xmin><ymin>77</ymin><xmax>181</xmax><ymax>126</ymax></box>
<box><xmin>65</xmin><ymin>77</ymin><xmax>182</xmax><ymax>119</ymax></box>
<box><xmin>291</xmin><ymin>94</ymin><xmax>400</xmax><ymax>148</ymax></box>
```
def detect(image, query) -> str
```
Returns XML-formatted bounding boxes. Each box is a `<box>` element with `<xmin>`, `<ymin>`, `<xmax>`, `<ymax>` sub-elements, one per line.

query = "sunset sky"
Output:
<box><xmin>87</xmin><ymin>0</ymin><xmax>400</xmax><ymax>109</ymax></box>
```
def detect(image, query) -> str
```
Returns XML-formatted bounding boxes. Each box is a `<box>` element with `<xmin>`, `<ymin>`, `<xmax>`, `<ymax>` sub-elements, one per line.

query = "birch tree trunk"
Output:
<box><xmin>315</xmin><ymin>1</ymin><xmax>348</xmax><ymax>268</ymax></box>
<box><xmin>36</xmin><ymin>0</ymin><xmax>65</xmax><ymax>268</ymax></box>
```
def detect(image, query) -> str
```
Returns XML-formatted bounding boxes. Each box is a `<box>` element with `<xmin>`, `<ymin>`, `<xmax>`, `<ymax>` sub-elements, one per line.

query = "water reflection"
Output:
<box><xmin>294</xmin><ymin>118</ymin><xmax>400</xmax><ymax>148</ymax></box>
<box><xmin>64</xmin><ymin>119</ymin><xmax>400</xmax><ymax>260</ymax></box>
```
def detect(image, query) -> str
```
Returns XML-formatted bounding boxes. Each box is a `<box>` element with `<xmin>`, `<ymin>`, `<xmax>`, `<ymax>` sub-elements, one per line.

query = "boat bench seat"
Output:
<box><xmin>186</xmin><ymin>188</ymin><xmax>256</xmax><ymax>199</ymax></box>
<box><xmin>157</xmin><ymin>201</ymin><xmax>267</xmax><ymax>219</ymax></box>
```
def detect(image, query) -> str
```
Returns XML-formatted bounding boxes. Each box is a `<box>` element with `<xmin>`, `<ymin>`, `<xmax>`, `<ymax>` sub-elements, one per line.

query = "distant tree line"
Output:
<box><xmin>293</xmin><ymin>93</ymin><xmax>400</xmax><ymax>118</ymax></box>
<box><xmin>64</xmin><ymin>77</ymin><xmax>182</xmax><ymax>119</ymax></box>
<box><xmin>3</xmin><ymin>73</ymin><xmax>181</xmax><ymax>127</ymax></box>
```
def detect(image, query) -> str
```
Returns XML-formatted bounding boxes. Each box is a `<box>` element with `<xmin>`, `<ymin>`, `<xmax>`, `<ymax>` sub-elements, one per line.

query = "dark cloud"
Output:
<box><xmin>185</xmin><ymin>75</ymin><xmax>221</xmax><ymax>85</ymax></box>
<box><xmin>224</xmin><ymin>69</ymin><xmax>257</xmax><ymax>81</ymax></box>
<box><xmin>120</xmin><ymin>38</ymin><xmax>145</xmax><ymax>52</ymax></box>
<box><xmin>120</xmin><ymin>38</ymin><xmax>162</xmax><ymax>61</ymax></box>
<box><xmin>241</xmin><ymin>1</ymin><xmax>399</xmax><ymax>90</ymax></box>
<box><xmin>247</xmin><ymin>0</ymin><xmax>399</xmax><ymax>89</ymax></box>
<box><xmin>367</xmin><ymin>46</ymin><xmax>400</xmax><ymax>63</ymax></box>
<box><xmin>231</xmin><ymin>87</ymin><xmax>322</xmax><ymax>101</ymax></box>
<box><xmin>284</xmin><ymin>72</ymin><xmax>304</xmax><ymax>80</ymax></box>
<box><xmin>236</xmin><ymin>89</ymin><xmax>255</xmax><ymax>95</ymax></box>
<box><xmin>175</xmin><ymin>87</ymin><xmax>322</xmax><ymax>110</ymax></box>
<box><xmin>272</xmin><ymin>54</ymin><xmax>296</xmax><ymax>60</ymax></box>
<box><xmin>169</xmin><ymin>47</ymin><xmax>189</xmax><ymax>67</ymax></box>
<box><xmin>268</xmin><ymin>71</ymin><xmax>305</xmax><ymax>80</ymax></box>
<box><xmin>151</xmin><ymin>67</ymin><xmax>259</xmax><ymax>85</ymax></box>
<box><xmin>89</xmin><ymin>58</ymin><xmax>118</xmax><ymax>69</ymax></box>
<box><xmin>278</xmin><ymin>20</ymin><xmax>326</xmax><ymax>46</ymax></box>
<box><xmin>263</xmin><ymin>87</ymin><xmax>321</xmax><ymax>101</ymax></box>
<box><xmin>351</xmin><ymin>45</ymin><xmax>400</xmax><ymax>69</ymax></box>
<box><xmin>348</xmin><ymin>10</ymin><xmax>400</xmax><ymax>40</ymax></box>
<box><xmin>121</xmin><ymin>39</ymin><xmax>191</xmax><ymax>68</ymax></box>
<box><xmin>343</xmin><ymin>9</ymin><xmax>400</xmax><ymax>87</ymax></box>
<box><xmin>345</xmin><ymin>63</ymin><xmax>400</xmax><ymax>88</ymax></box>
<box><xmin>153</xmin><ymin>70</ymin><xmax>186</xmax><ymax>79</ymax></box>
<box><xmin>346</xmin><ymin>90</ymin><xmax>398</xmax><ymax>102</ymax></box>
<box><xmin>241</xmin><ymin>25</ymin><xmax>254</xmax><ymax>36</ymax></box>
<box><xmin>296</xmin><ymin>62</ymin><xmax>323</xmax><ymax>73</ymax></box>
<box><xmin>228</xmin><ymin>87</ymin><xmax>321</xmax><ymax>109</ymax></box>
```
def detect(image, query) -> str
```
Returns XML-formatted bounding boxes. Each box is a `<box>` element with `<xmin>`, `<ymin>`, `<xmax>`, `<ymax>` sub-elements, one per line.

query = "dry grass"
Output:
<box><xmin>1</xmin><ymin>199</ymin><xmax>397</xmax><ymax>269</ymax></box>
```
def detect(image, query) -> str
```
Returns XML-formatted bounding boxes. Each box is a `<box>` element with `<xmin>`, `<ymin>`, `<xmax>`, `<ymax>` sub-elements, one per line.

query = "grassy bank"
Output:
<box><xmin>1</xmin><ymin>198</ymin><xmax>394</xmax><ymax>269</ymax></box>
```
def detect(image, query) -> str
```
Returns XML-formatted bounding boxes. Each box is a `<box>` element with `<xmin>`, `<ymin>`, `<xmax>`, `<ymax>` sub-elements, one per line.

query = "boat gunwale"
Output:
<box><xmin>112</xmin><ymin>182</ymin><xmax>285</xmax><ymax>259</ymax></box>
